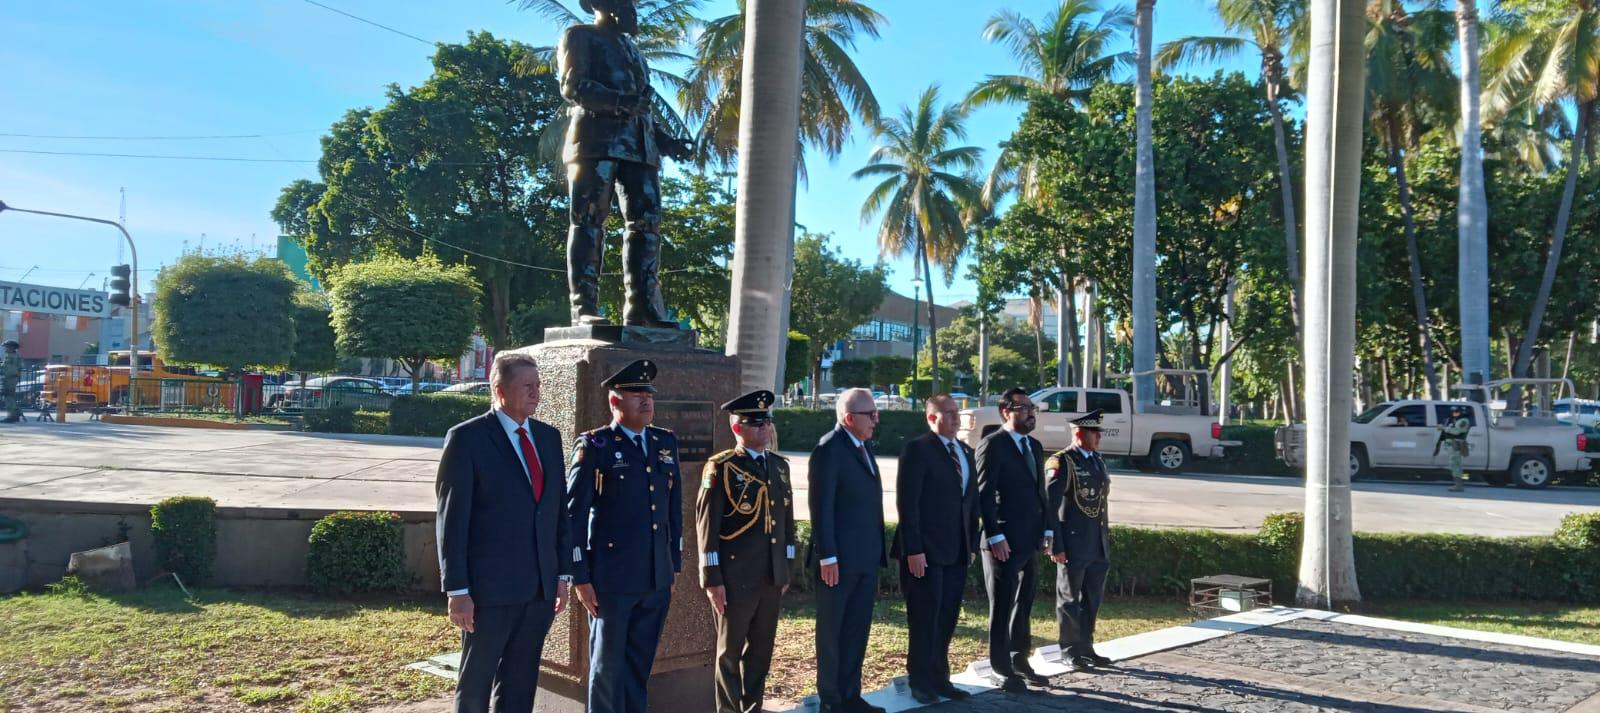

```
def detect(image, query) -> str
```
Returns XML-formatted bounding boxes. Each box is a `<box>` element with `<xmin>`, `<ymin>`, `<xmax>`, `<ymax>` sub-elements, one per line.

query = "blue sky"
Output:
<box><xmin>0</xmin><ymin>0</ymin><xmax>1244</xmax><ymax>303</ymax></box>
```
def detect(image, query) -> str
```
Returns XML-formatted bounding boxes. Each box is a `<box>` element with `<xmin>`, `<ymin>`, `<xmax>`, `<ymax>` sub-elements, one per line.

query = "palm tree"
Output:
<box><xmin>854</xmin><ymin>86</ymin><xmax>985</xmax><ymax>393</ymax></box>
<box><xmin>1157</xmin><ymin>0</ymin><xmax>1307</xmax><ymax>338</ymax></box>
<box><xmin>967</xmin><ymin>0</ymin><xmax>1134</xmax><ymax>201</ymax></box>
<box><xmin>1490</xmin><ymin>1</ymin><xmax>1600</xmax><ymax>384</ymax></box>
<box><xmin>1456</xmin><ymin>0</ymin><xmax>1491</xmax><ymax>391</ymax></box>
<box><xmin>1366</xmin><ymin>0</ymin><xmax>1456</xmax><ymax>399</ymax></box>
<box><xmin>681</xmin><ymin>0</ymin><xmax>886</xmax><ymax>173</ymax></box>
<box><xmin>1132</xmin><ymin>0</ymin><xmax>1158</xmax><ymax>410</ymax></box>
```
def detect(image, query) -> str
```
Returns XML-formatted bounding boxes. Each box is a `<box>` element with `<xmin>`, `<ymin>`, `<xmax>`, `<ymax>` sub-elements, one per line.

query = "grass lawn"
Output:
<box><xmin>0</xmin><ymin>583</ymin><xmax>455</xmax><ymax>713</ymax></box>
<box><xmin>5</xmin><ymin>582</ymin><xmax>1600</xmax><ymax>713</ymax></box>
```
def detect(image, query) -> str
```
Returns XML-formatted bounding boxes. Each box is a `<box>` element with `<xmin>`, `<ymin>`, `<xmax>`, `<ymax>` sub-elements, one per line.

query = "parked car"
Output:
<box><xmin>440</xmin><ymin>381</ymin><xmax>491</xmax><ymax>396</ymax></box>
<box><xmin>390</xmin><ymin>381</ymin><xmax>451</xmax><ymax>396</ymax></box>
<box><xmin>1555</xmin><ymin>398</ymin><xmax>1600</xmax><ymax>428</ymax></box>
<box><xmin>279</xmin><ymin>377</ymin><xmax>395</xmax><ymax>412</ymax></box>
<box><xmin>372</xmin><ymin>376</ymin><xmax>413</xmax><ymax>393</ymax></box>
<box><xmin>1275</xmin><ymin>380</ymin><xmax>1594</xmax><ymax>489</ymax></box>
<box><xmin>959</xmin><ymin>370</ymin><xmax>1236</xmax><ymax>474</ymax></box>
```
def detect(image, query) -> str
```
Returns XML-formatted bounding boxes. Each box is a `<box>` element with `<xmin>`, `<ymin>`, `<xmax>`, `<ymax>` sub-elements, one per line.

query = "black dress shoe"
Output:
<box><xmin>849</xmin><ymin>698</ymin><xmax>888</xmax><ymax>713</ymax></box>
<box><xmin>1086</xmin><ymin>652</ymin><xmax>1114</xmax><ymax>667</ymax></box>
<box><xmin>990</xmin><ymin>673</ymin><xmax>1027</xmax><ymax>693</ymax></box>
<box><xmin>909</xmin><ymin>687</ymin><xmax>940</xmax><ymax>704</ymax></box>
<box><xmin>1060</xmin><ymin>656</ymin><xmax>1086</xmax><ymax>673</ymax></box>
<box><xmin>934</xmin><ymin>683</ymin><xmax>971</xmax><ymax>700</ymax></box>
<box><xmin>1072</xmin><ymin>655</ymin><xmax>1101</xmax><ymax>671</ymax></box>
<box><xmin>1016</xmin><ymin>668</ymin><xmax>1050</xmax><ymax>686</ymax></box>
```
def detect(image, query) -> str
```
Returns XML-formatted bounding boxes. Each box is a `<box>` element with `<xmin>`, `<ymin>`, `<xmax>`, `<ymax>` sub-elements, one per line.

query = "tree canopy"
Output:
<box><xmin>151</xmin><ymin>253</ymin><xmax>298</xmax><ymax>372</ymax></box>
<box><xmin>327</xmin><ymin>255</ymin><xmax>482</xmax><ymax>393</ymax></box>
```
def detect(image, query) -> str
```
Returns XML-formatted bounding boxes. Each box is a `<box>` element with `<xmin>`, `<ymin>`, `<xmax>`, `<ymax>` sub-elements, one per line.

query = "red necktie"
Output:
<box><xmin>516</xmin><ymin>426</ymin><xmax>544</xmax><ymax>502</ymax></box>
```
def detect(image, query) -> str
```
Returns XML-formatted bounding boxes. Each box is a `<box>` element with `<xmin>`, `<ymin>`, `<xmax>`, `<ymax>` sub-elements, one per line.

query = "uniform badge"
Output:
<box><xmin>658</xmin><ymin>449</ymin><xmax>674</xmax><ymax>465</ymax></box>
<box><xmin>615</xmin><ymin>451</ymin><xmax>623</xmax><ymax>460</ymax></box>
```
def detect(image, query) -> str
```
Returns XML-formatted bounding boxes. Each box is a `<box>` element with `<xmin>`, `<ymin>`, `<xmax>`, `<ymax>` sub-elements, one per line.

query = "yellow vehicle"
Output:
<box><xmin>42</xmin><ymin>351</ymin><xmax>230</xmax><ymax>411</ymax></box>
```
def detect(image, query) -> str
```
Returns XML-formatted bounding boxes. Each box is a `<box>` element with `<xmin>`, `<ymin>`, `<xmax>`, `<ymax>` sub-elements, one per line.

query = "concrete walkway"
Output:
<box><xmin>0</xmin><ymin>420</ymin><xmax>1595</xmax><ymax>535</ymax></box>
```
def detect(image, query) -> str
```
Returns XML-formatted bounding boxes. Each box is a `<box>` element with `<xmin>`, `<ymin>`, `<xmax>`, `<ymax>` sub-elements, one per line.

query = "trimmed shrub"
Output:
<box><xmin>306</xmin><ymin>511</ymin><xmax>408</xmax><ymax>593</ymax></box>
<box><xmin>150</xmin><ymin>496</ymin><xmax>217</xmax><ymax>585</ymax></box>
<box><xmin>389</xmin><ymin>393</ymin><xmax>491</xmax><ymax>437</ymax></box>
<box><xmin>772</xmin><ymin>408</ymin><xmax>926</xmax><ymax>456</ymax></box>
<box><xmin>1555</xmin><ymin>511</ymin><xmax>1600</xmax><ymax>550</ymax></box>
<box><xmin>302</xmin><ymin>406</ymin><xmax>357</xmax><ymax>434</ymax></box>
<box><xmin>354</xmin><ymin>410</ymin><xmax>390</xmax><ymax>435</ymax></box>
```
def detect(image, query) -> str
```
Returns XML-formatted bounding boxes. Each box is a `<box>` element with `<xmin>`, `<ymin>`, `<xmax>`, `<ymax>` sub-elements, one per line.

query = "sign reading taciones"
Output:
<box><xmin>0</xmin><ymin>280</ymin><xmax>112</xmax><ymax>318</ymax></box>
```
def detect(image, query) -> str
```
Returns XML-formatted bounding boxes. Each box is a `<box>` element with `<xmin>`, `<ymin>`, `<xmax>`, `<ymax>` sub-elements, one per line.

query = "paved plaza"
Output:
<box><xmin>0</xmin><ymin>421</ymin><xmax>1596</xmax><ymax>535</ymax></box>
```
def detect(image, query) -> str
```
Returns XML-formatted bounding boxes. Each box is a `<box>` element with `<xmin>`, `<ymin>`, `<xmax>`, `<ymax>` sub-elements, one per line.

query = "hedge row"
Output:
<box><xmin>300</xmin><ymin>393</ymin><xmax>491</xmax><ymax>437</ymax></box>
<box><xmin>772</xmin><ymin>408</ymin><xmax>927</xmax><ymax>455</ymax></box>
<box><xmin>781</xmin><ymin>512</ymin><xmax>1600</xmax><ymax>603</ymax></box>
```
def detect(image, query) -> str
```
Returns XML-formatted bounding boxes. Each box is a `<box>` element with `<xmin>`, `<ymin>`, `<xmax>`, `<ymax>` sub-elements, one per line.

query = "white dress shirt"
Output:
<box><xmin>937</xmin><ymin>433</ymin><xmax>970</xmax><ymax>493</ymax></box>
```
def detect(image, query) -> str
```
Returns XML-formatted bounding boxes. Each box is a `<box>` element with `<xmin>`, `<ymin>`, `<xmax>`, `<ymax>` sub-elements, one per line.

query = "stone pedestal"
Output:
<box><xmin>521</xmin><ymin>332</ymin><xmax>737</xmax><ymax>712</ymax></box>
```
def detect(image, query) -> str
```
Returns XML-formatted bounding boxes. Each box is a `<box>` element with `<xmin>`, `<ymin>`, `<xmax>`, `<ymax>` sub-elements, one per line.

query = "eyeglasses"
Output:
<box><xmin>848</xmin><ymin>409</ymin><xmax>880</xmax><ymax>417</ymax></box>
<box><xmin>1006</xmin><ymin>405</ymin><xmax>1037</xmax><ymax>413</ymax></box>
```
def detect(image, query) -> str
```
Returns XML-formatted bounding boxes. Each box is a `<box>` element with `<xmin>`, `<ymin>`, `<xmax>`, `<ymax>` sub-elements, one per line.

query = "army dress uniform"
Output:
<box><xmin>565</xmin><ymin>360</ymin><xmax>683</xmax><ymax>713</ymax></box>
<box><xmin>1045</xmin><ymin>410</ymin><xmax>1112</xmax><ymax>664</ymax></box>
<box><xmin>697</xmin><ymin>390</ymin><xmax>795</xmax><ymax>713</ymax></box>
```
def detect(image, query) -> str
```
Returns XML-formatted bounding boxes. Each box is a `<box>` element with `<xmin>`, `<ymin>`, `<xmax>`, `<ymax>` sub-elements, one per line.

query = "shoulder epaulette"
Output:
<box><xmin>647</xmin><ymin>425</ymin><xmax>675</xmax><ymax>435</ymax></box>
<box><xmin>706</xmin><ymin>449</ymin><xmax>737</xmax><ymax>465</ymax></box>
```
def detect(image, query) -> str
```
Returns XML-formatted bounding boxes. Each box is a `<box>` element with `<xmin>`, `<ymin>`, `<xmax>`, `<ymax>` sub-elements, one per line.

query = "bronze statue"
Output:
<box><xmin>558</xmin><ymin>0</ymin><xmax>693</xmax><ymax>327</ymax></box>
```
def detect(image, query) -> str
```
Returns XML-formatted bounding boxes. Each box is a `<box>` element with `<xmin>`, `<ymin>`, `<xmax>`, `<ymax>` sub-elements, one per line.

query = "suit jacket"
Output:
<box><xmin>1046</xmin><ymin>446</ymin><xmax>1112</xmax><ymax>563</ymax></box>
<box><xmin>974</xmin><ymin>428</ymin><xmax>1053</xmax><ymax>560</ymax></box>
<box><xmin>806</xmin><ymin>427</ymin><xmax>887</xmax><ymax>576</ymax></box>
<box><xmin>892</xmin><ymin>432</ymin><xmax>979</xmax><ymax>567</ymax></box>
<box><xmin>697</xmin><ymin>447</ymin><xmax>795</xmax><ymax>589</ymax></box>
<box><xmin>565</xmin><ymin>423</ymin><xmax>684</xmax><ymax>594</ymax></box>
<box><xmin>557</xmin><ymin>24</ymin><xmax>665</xmax><ymax>166</ymax></box>
<box><xmin>435</xmin><ymin>411</ymin><xmax>571</xmax><ymax>607</ymax></box>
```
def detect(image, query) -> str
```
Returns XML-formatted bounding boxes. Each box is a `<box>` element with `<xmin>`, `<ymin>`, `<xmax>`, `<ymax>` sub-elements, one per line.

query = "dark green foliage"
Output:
<box><xmin>790</xmin><ymin>234</ymin><xmax>889</xmax><ymax>388</ymax></box>
<box><xmin>288</xmin><ymin>292</ymin><xmax>337</xmax><ymax>374</ymax></box>
<box><xmin>389</xmin><ymin>394</ymin><xmax>493</xmax><ymax>437</ymax></box>
<box><xmin>1257</xmin><ymin>511</ymin><xmax>1305</xmax><ymax>596</ymax></box>
<box><xmin>1187</xmin><ymin>424</ymin><xmax>1295</xmax><ymax>477</ymax></box>
<box><xmin>152</xmin><ymin>254</ymin><xmax>298</xmax><ymax>371</ymax></box>
<box><xmin>328</xmin><ymin>255</ymin><xmax>481</xmax><ymax>394</ymax></box>
<box><xmin>150</xmin><ymin>496</ymin><xmax>217</xmax><ymax>585</ymax></box>
<box><xmin>355</xmin><ymin>411</ymin><xmax>390</xmax><ymax>435</ymax></box>
<box><xmin>508</xmin><ymin>302</ymin><xmax>570</xmax><ymax>346</ymax></box>
<box><xmin>784</xmin><ymin>333</ymin><xmax>812</xmax><ymax>390</ymax></box>
<box><xmin>1556</xmin><ymin>512</ymin><xmax>1600</xmax><ymax>550</ymax></box>
<box><xmin>771</xmin><ymin>408</ymin><xmax>927</xmax><ymax>457</ymax></box>
<box><xmin>306</xmin><ymin>511</ymin><xmax>408</xmax><ymax>594</ymax></box>
<box><xmin>301</xmin><ymin>407</ymin><xmax>357</xmax><ymax>434</ymax></box>
<box><xmin>869</xmin><ymin>356</ymin><xmax>913</xmax><ymax>390</ymax></box>
<box><xmin>830</xmin><ymin>359</ymin><xmax>873</xmax><ymax>389</ymax></box>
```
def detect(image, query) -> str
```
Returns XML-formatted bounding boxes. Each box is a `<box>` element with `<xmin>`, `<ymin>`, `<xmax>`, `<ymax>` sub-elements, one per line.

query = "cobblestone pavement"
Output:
<box><xmin>930</xmin><ymin>619</ymin><xmax>1600</xmax><ymax>712</ymax></box>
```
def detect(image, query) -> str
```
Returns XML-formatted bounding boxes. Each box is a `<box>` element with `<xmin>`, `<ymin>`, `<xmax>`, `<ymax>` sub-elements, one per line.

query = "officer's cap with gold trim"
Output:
<box><xmin>1071</xmin><ymin>409</ymin><xmax>1105</xmax><ymax>431</ymax></box>
<box><xmin>602</xmin><ymin>359</ymin><xmax>657</xmax><ymax>393</ymax></box>
<box><xmin>722</xmin><ymin>390</ymin><xmax>775</xmax><ymax>423</ymax></box>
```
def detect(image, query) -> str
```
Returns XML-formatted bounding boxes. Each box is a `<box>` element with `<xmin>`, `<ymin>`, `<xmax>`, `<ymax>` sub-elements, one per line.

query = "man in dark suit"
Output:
<box><xmin>436</xmin><ymin>351</ymin><xmax>571</xmax><ymax>713</ymax></box>
<box><xmin>808</xmin><ymin>387</ymin><xmax>887</xmax><ymax>713</ymax></box>
<box><xmin>565</xmin><ymin>359</ymin><xmax>682</xmax><ymax>713</ymax></box>
<box><xmin>1047</xmin><ymin>410</ymin><xmax>1114</xmax><ymax>672</ymax></box>
<box><xmin>893</xmin><ymin>394</ymin><xmax>978</xmax><ymax>704</ymax></box>
<box><xmin>697</xmin><ymin>390</ymin><xmax>796</xmax><ymax>713</ymax></box>
<box><xmin>556</xmin><ymin>0</ymin><xmax>692</xmax><ymax>326</ymax></box>
<box><xmin>975</xmin><ymin>387</ymin><xmax>1055</xmax><ymax>693</ymax></box>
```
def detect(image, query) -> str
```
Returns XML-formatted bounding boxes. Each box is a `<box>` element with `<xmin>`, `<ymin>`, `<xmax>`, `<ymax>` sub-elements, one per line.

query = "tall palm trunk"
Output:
<box><xmin>1264</xmin><ymin>57</ymin><xmax>1304</xmax><ymax>336</ymax></box>
<box><xmin>1298</xmin><ymin>0</ymin><xmax>1365</xmax><ymax>609</ymax></box>
<box><xmin>1456</xmin><ymin>3</ymin><xmax>1492</xmax><ymax>393</ymax></box>
<box><xmin>726</xmin><ymin>0</ymin><xmax>807</xmax><ymax>393</ymax></box>
<box><xmin>1384</xmin><ymin>118</ymin><xmax>1442</xmax><ymax>399</ymax></box>
<box><xmin>918</xmin><ymin>225</ymin><xmax>942</xmax><ymax>393</ymax></box>
<box><xmin>1512</xmin><ymin>102</ymin><xmax>1594</xmax><ymax>382</ymax></box>
<box><xmin>1132</xmin><ymin>0</ymin><xmax>1158</xmax><ymax>411</ymax></box>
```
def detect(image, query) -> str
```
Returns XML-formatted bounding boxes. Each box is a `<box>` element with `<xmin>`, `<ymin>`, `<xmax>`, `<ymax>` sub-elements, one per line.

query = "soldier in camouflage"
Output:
<box><xmin>2</xmin><ymin>340</ymin><xmax>21</xmax><ymax>423</ymax></box>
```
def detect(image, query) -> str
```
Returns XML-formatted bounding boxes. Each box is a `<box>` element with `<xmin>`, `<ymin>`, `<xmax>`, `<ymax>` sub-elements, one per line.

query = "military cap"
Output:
<box><xmin>1</xmin><ymin>340</ymin><xmax>18</xmax><ymax>350</ymax></box>
<box><xmin>579</xmin><ymin>0</ymin><xmax>627</xmax><ymax>13</ymax></box>
<box><xmin>722</xmin><ymin>389</ymin><xmax>775</xmax><ymax>422</ymax></box>
<box><xmin>602</xmin><ymin>358</ymin><xmax>657</xmax><ymax>392</ymax></box>
<box><xmin>1071</xmin><ymin>409</ymin><xmax>1105</xmax><ymax>430</ymax></box>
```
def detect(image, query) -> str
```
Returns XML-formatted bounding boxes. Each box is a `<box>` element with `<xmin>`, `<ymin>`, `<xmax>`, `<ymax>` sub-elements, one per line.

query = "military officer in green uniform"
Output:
<box><xmin>1</xmin><ymin>340</ymin><xmax>21</xmax><ymax>423</ymax></box>
<box><xmin>1045</xmin><ymin>410</ymin><xmax>1113</xmax><ymax>672</ymax></box>
<box><xmin>1437</xmin><ymin>406</ymin><xmax>1471</xmax><ymax>492</ymax></box>
<box><xmin>697</xmin><ymin>389</ymin><xmax>795</xmax><ymax>713</ymax></box>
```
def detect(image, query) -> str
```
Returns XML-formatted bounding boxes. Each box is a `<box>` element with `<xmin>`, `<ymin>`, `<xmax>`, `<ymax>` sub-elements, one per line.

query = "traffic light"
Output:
<box><xmin>109</xmin><ymin>264</ymin><xmax>131</xmax><ymax>307</ymax></box>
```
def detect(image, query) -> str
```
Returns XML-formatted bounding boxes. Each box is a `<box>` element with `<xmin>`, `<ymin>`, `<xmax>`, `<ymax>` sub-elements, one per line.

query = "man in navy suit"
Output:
<box><xmin>893</xmin><ymin>394</ymin><xmax>978</xmax><ymax>704</ymax></box>
<box><xmin>566</xmin><ymin>359</ymin><xmax>683</xmax><ymax>713</ymax></box>
<box><xmin>436</xmin><ymin>351</ymin><xmax>571</xmax><ymax>713</ymax></box>
<box><xmin>808</xmin><ymin>388</ymin><xmax>887</xmax><ymax>713</ymax></box>
<box><xmin>975</xmin><ymin>387</ymin><xmax>1055</xmax><ymax>693</ymax></box>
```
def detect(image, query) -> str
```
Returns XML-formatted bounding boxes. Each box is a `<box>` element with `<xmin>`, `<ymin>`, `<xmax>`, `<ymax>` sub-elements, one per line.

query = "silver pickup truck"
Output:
<box><xmin>1276</xmin><ymin>389</ymin><xmax>1592</xmax><ymax>489</ymax></box>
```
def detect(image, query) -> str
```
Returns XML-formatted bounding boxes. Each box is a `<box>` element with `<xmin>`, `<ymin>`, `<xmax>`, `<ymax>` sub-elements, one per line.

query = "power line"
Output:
<box><xmin>299</xmin><ymin>0</ymin><xmax>436</xmax><ymax>46</ymax></box>
<box><xmin>0</xmin><ymin>130</ymin><xmax>316</xmax><ymax>141</ymax></box>
<box><xmin>0</xmin><ymin>148</ymin><xmax>314</xmax><ymax>164</ymax></box>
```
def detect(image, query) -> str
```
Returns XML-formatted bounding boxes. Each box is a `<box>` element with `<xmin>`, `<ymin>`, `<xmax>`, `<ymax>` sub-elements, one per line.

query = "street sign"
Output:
<box><xmin>0</xmin><ymin>280</ymin><xmax>112</xmax><ymax>318</ymax></box>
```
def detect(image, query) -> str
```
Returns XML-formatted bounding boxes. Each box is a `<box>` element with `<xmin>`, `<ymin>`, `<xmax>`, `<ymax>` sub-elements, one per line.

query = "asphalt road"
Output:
<box><xmin>0</xmin><ymin>421</ymin><xmax>1594</xmax><ymax>537</ymax></box>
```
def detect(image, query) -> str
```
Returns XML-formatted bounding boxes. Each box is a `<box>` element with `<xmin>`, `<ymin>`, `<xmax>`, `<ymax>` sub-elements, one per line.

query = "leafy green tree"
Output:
<box><xmin>274</xmin><ymin>33</ymin><xmax>567</xmax><ymax>348</ymax></box>
<box><xmin>789</xmin><ymin>233</ymin><xmax>888</xmax><ymax>393</ymax></box>
<box><xmin>855</xmin><ymin>86</ymin><xmax>984</xmax><ymax>392</ymax></box>
<box><xmin>328</xmin><ymin>255</ymin><xmax>482</xmax><ymax>394</ymax></box>
<box><xmin>830</xmin><ymin>359</ymin><xmax>873</xmax><ymax>389</ymax></box>
<box><xmin>785</xmin><ymin>332</ymin><xmax>812</xmax><ymax>391</ymax></box>
<box><xmin>508</xmin><ymin>301</ymin><xmax>570</xmax><ymax>346</ymax></box>
<box><xmin>151</xmin><ymin>254</ymin><xmax>297</xmax><ymax>372</ymax></box>
<box><xmin>289</xmin><ymin>292</ymin><xmax>338</xmax><ymax>374</ymax></box>
<box><xmin>682</xmin><ymin>0</ymin><xmax>886</xmax><ymax>171</ymax></box>
<box><xmin>869</xmin><ymin>356</ymin><xmax>913</xmax><ymax>391</ymax></box>
<box><xmin>925</xmin><ymin>313</ymin><xmax>1053</xmax><ymax>389</ymax></box>
<box><xmin>981</xmin><ymin>345</ymin><xmax>1036</xmax><ymax>392</ymax></box>
<box><xmin>602</xmin><ymin>174</ymin><xmax>734</xmax><ymax>333</ymax></box>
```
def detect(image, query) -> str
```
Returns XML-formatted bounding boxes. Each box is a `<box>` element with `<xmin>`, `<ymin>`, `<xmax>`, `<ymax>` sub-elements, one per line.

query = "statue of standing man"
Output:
<box><xmin>558</xmin><ymin>0</ymin><xmax>694</xmax><ymax>328</ymax></box>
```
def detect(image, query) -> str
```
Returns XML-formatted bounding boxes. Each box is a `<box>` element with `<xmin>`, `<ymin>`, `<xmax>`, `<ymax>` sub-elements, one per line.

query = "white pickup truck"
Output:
<box><xmin>1275</xmin><ymin>397</ymin><xmax>1592</xmax><ymax>489</ymax></box>
<box><xmin>958</xmin><ymin>383</ymin><xmax>1235</xmax><ymax>474</ymax></box>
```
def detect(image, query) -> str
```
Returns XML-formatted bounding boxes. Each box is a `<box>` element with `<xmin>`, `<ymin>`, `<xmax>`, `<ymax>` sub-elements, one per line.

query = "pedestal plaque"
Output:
<box><xmin>520</xmin><ymin>333</ymin><xmax>737</xmax><ymax>712</ymax></box>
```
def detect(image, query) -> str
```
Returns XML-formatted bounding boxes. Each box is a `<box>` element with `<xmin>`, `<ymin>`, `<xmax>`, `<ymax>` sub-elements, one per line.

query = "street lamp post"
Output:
<box><xmin>78</xmin><ymin>273</ymin><xmax>97</xmax><ymax>290</ymax></box>
<box><xmin>18</xmin><ymin>265</ymin><xmax>39</xmax><ymax>283</ymax></box>
<box><xmin>0</xmin><ymin>200</ymin><xmax>142</xmax><ymax>412</ymax></box>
